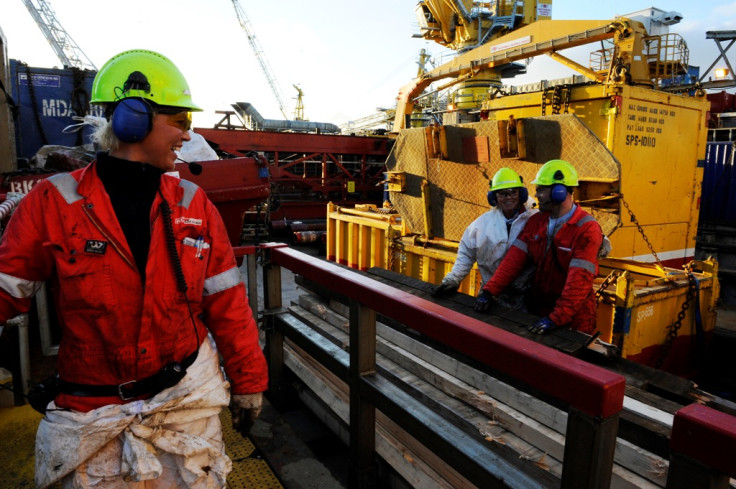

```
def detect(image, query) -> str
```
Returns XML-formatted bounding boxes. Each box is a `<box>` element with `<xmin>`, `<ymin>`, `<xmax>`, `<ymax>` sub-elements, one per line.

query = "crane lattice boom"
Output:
<box><xmin>230</xmin><ymin>0</ymin><xmax>289</xmax><ymax>120</ymax></box>
<box><xmin>21</xmin><ymin>0</ymin><xmax>96</xmax><ymax>70</ymax></box>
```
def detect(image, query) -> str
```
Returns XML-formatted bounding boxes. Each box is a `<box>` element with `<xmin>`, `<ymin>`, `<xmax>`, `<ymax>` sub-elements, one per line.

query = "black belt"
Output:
<box><xmin>58</xmin><ymin>350</ymin><xmax>199</xmax><ymax>401</ymax></box>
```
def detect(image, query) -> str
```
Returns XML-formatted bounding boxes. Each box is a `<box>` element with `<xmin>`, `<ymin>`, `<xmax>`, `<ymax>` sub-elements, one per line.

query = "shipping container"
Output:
<box><xmin>9</xmin><ymin>59</ymin><xmax>100</xmax><ymax>161</ymax></box>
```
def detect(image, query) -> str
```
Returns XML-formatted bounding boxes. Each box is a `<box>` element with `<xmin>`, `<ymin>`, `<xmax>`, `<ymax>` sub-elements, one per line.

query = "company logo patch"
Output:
<box><xmin>175</xmin><ymin>217</ymin><xmax>203</xmax><ymax>226</ymax></box>
<box><xmin>85</xmin><ymin>240</ymin><xmax>108</xmax><ymax>255</ymax></box>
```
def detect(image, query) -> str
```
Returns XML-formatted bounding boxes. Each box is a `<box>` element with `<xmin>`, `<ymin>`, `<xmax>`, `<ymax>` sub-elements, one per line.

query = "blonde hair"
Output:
<box><xmin>89</xmin><ymin>118</ymin><xmax>120</xmax><ymax>152</ymax></box>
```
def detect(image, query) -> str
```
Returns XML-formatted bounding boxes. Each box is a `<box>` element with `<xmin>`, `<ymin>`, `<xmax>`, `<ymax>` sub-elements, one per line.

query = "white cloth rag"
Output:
<box><xmin>35</xmin><ymin>337</ymin><xmax>232</xmax><ymax>489</ymax></box>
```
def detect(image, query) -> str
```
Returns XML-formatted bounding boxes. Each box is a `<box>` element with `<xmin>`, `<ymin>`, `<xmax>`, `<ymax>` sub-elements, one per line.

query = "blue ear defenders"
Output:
<box><xmin>487</xmin><ymin>187</ymin><xmax>529</xmax><ymax>207</ymax></box>
<box><xmin>112</xmin><ymin>98</ymin><xmax>153</xmax><ymax>143</ymax></box>
<box><xmin>487</xmin><ymin>190</ymin><xmax>496</xmax><ymax>206</ymax></box>
<box><xmin>550</xmin><ymin>184</ymin><xmax>567</xmax><ymax>203</ymax></box>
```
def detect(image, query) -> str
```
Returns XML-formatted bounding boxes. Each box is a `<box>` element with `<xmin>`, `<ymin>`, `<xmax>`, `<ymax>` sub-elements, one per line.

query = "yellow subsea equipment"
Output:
<box><xmin>328</xmin><ymin>11</ymin><xmax>716</xmax><ymax>375</ymax></box>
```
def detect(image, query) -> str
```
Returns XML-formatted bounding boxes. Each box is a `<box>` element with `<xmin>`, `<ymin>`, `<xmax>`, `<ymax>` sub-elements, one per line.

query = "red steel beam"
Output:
<box><xmin>194</xmin><ymin>128</ymin><xmax>392</xmax><ymax>156</ymax></box>
<box><xmin>270</xmin><ymin>246</ymin><xmax>625</xmax><ymax>419</ymax></box>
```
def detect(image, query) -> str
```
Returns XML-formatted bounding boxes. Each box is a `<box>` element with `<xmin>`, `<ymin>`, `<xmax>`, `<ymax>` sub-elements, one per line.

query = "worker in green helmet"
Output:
<box><xmin>475</xmin><ymin>159</ymin><xmax>608</xmax><ymax>336</ymax></box>
<box><xmin>433</xmin><ymin>167</ymin><xmax>537</xmax><ymax>307</ymax></box>
<box><xmin>0</xmin><ymin>50</ymin><xmax>267</xmax><ymax>488</ymax></box>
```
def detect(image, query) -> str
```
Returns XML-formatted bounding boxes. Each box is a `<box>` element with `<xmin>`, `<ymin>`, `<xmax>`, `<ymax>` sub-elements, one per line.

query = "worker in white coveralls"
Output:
<box><xmin>0</xmin><ymin>49</ymin><xmax>268</xmax><ymax>488</ymax></box>
<box><xmin>432</xmin><ymin>167</ymin><xmax>537</xmax><ymax>308</ymax></box>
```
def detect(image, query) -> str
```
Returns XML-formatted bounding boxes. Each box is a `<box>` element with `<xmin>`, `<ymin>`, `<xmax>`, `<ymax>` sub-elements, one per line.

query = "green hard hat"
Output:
<box><xmin>490</xmin><ymin>167</ymin><xmax>524</xmax><ymax>191</ymax></box>
<box><xmin>91</xmin><ymin>49</ymin><xmax>202</xmax><ymax>111</ymax></box>
<box><xmin>532</xmin><ymin>159</ymin><xmax>579</xmax><ymax>186</ymax></box>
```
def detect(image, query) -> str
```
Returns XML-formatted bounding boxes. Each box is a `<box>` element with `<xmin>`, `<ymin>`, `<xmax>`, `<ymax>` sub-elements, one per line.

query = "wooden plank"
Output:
<box><xmin>623</xmin><ymin>397</ymin><xmax>674</xmax><ymax>427</ymax></box>
<box><xmin>284</xmin><ymin>341</ymin><xmax>475</xmax><ymax>489</ymax></box>
<box><xmin>294</xmin><ymin>294</ymin><xmax>671</xmax><ymax>488</ymax></box>
<box><xmin>285</xmin><ymin>319</ymin><xmax>662</xmax><ymax>489</ymax></box>
<box><xmin>288</xmin><ymin>303</ymin><xmax>562</xmax><ymax>482</ymax></box>
<box><xmin>377</xmin><ymin>331</ymin><xmax>566</xmax><ymax>462</ymax></box>
<box><xmin>374</xmin><ymin>317</ymin><xmax>668</xmax><ymax>488</ymax></box>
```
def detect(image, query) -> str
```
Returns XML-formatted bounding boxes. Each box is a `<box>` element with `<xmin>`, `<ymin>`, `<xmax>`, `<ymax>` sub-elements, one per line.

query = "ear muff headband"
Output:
<box><xmin>112</xmin><ymin>98</ymin><xmax>153</xmax><ymax>143</ymax></box>
<box><xmin>487</xmin><ymin>187</ymin><xmax>529</xmax><ymax>207</ymax></box>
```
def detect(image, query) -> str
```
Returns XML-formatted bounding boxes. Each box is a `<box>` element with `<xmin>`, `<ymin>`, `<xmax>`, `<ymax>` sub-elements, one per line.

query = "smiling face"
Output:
<box><xmin>137</xmin><ymin>111</ymin><xmax>192</xmax><ymax>172</ymax></box>
<box><xmin>496</xmin><ymin>187</ymin><xmax>520</xmax><ymax>217</ymax></box>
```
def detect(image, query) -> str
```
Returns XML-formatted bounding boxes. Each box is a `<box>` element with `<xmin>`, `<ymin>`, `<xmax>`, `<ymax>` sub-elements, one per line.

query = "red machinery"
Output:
<box><xmin>174</xmin><ymin>158</ymin><xmax>270</xmax><ymax>246</ymax></box>
<box><xmin>194</xmin><ymin>128</ymin><xmax>392</xmax><ymax>226</ymax></box>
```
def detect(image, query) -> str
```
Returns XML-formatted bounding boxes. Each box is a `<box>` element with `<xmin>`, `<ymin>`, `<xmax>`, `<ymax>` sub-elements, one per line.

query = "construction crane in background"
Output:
<box><xmin>293</xmin><ymin>84</ymin><xmax>305</xmax><ymax>121</ymax></box>
<box><xmin>20</xmin><ymin>0</ymin><xmax>96</xmax><ymax>70</ymax></box>
<box><xmin>230</xmin><ymin>0</ymin><xmax>290</xmax><ymax>120</ymax></box>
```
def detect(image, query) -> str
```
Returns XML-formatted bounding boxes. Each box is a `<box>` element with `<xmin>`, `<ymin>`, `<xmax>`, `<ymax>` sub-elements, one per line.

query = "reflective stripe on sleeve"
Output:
<box><xmin>203</xmin><ymin>267</ymin><xmax>242</xmax><ymax>296</ymax></box>
<box><xmin>177</xmin><ymin>180</ymin><xmax>199</xmax><ymax>209</ymax></box>
<box><xmin>576</xmin><ymin>215</ymin><xmax>596</xmax><ymax>226</ymax></box>
<box><xmin>570</xmin><ymin>258</ymin><xmax>596</xmax><ymax>274</ymax></box>
<box><xmin>0</xmin><ymin>271</ymin><xmax>43</xmax><ymax>298</ymax></box>
<box><xmin>48</xmin><ymin>173</ymin><xmax>83</xmax><ymax>204</ymax></box>
<box><xmin>512</xmin><ymin>239</ymin><xmax>528</xmax><ymax>253</ymax></box>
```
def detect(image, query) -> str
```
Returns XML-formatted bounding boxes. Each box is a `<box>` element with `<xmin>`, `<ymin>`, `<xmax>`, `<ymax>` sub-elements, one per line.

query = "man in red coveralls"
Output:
<box><xmin>0</xmin><ymin>49</ymin><xmax>267</xmax><ymax>488</ymax></box>
<box><xmin>474</xmin><ymin>159</ymin><xmax>603</xmax><ymax>335</ymax></box>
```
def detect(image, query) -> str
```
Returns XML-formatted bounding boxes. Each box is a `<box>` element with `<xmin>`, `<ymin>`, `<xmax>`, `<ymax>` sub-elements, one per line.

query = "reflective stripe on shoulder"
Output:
<box><xmin>177</xmin><ymin>180</ymin><xmax>199</xmax><ymax>210</ymax></box>
<box><xmin>203</xmin><ymin>267</ymin><xmax>242</xmax><ymax>296</ymax></box>
<box><xmin>576</xmin><ymin>215</ymin><xmax>596</xmax><ymax>226</ymax></box>
<box><xmin>570</xmin><ymin>258</ymin><xmax>596</xmax><ymax>274</ymax></box>
<box><xmin>0</xmin><ymin>271</ymin><xmax>43</xmax><ymax>299</ymax></box>
<box><xmin>48</xmin><ymin>173</ymin><xmax>82</xmax><ymax>204</ymax></box>
<box><xmin>512</xmin><ymin>239</ymin><xmax>528</xmax><ymax>253</ymax></box>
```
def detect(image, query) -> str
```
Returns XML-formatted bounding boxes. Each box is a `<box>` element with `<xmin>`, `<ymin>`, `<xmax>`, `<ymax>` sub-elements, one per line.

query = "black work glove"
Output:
<box><xmin>527</xmin><ymin>317</ymin><xmax>559</xmax><ymax>335</ymax></box>
<box><xmin>474</xmin><ymin>290</ymin><xmax>495</xmax><ymax>312</ymax></box>
<box><xmin>432</xmin><ymin>281</ymin><xmax>458</xmax><ymax>297</ymax></box>
<box><xmin>230</xmin><ymin>392</ymin><xmax>263</xmax><ymax>437</ymax></box>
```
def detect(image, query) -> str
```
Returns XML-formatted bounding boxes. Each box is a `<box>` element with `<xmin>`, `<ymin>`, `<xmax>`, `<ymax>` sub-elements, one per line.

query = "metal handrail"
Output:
<box><xmin>265</xmin><ymin>245</ymin><xmax>625</xmax><ymax>488</ymax></box>
<box><xmin>271</xmin><ymin>246</ymin><xmax>625</xmax><ymax>418</ymax></box>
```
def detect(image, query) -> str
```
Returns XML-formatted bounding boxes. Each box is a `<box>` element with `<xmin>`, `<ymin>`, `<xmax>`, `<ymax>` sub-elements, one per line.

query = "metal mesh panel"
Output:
<box><xmin>591</xmin><ymin>210</ymin><xmax>620</xmax><ymax>236</ymax></box>
<box><xmin>385</xmin><ymin>127</ymin><xmax>430</xmax><ymax>237</ymax></box>
<box><xmin>387</xmin><ymin>115</ymin><xmax>621</xmax><ymax>241</ymax></box>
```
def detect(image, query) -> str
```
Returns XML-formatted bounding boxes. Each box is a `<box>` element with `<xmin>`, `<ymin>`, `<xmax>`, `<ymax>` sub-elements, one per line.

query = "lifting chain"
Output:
<box><xmin>541</xmin><ymin>88</ymin><xmax>548</xmax><ymax>116</ymax></box>
<box><xmin>541</xmin><ymin>85</ymin><xmax>571</xmax><ymax>115</ymax></box>
<box><xmin>619</xmin><ymin>194</ymin><xmax>668</xmax><ymax>274</ymax></box>
<box><xmin>654</xmin><ymin>263</ymin><xmax>698</xmax><ymax>369</ymax></box>
<box><xmin>595</xmin><ymin>269</ymin><xmax>623</xmax><ymax>304</ymax></box>
<box><xmin>387</xmin><ymin>234</ymin><xmax>397</xmax><ymax>273</ymax></box>
<box><xmin>552</xmin><ymin>86</ymin><xmax>562</xmax><ymax>114</ymax></box>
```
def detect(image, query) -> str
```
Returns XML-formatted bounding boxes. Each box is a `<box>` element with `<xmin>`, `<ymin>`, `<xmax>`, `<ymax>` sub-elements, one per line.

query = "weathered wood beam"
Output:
<box><xmin>291</xmin><ymin>297</ymin><xmax>664</xmax><ymax>488</ymax></box>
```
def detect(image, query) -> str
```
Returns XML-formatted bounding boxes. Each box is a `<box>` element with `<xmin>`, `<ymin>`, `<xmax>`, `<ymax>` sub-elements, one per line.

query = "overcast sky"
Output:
<box><xmin>3</xmin><ymin>1</ymin><xmax>736</xmax><ymax>128</ymax></box>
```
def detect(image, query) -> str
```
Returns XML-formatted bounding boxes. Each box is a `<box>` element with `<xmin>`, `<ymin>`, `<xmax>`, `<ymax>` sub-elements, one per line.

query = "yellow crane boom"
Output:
<box><xmin>393</xmin><ymin>18</ymin><xmax>665</xmax><ymax>131</ymax></box>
